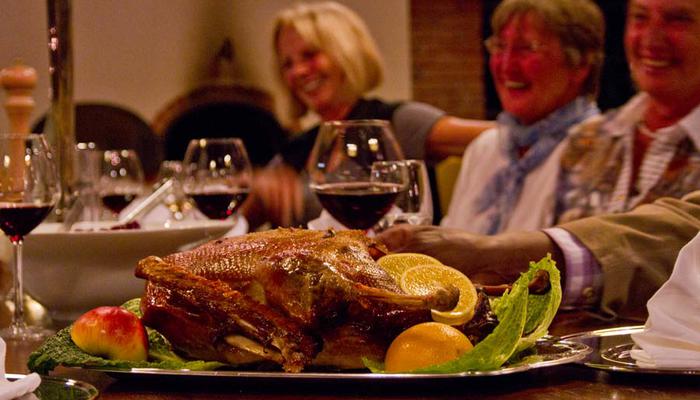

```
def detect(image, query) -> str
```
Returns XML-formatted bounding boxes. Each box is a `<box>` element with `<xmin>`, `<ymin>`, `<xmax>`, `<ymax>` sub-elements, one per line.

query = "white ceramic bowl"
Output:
<box><xmin>23</xmin><ymin>218</ymin><xmax>244</xmax><ymax>323</ymax></box>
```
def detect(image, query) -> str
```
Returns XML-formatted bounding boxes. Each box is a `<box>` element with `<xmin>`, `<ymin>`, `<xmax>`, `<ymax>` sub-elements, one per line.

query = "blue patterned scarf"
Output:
<box><xmin>475</xmin><ymin>96</ymin><xmax>600</xmax><ymax>234</ymax></box>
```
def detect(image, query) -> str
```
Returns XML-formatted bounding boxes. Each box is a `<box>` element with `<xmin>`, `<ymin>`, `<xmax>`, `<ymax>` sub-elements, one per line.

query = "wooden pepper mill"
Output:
<box><xmin>0</xmin><ymin>60</ymin><xmax>38</xmax><ymax>134</ymax></box>
<box><xmin>0</xmin><ymin>61</ymin><xmax>39</xmax><ymax>197</ymax></box>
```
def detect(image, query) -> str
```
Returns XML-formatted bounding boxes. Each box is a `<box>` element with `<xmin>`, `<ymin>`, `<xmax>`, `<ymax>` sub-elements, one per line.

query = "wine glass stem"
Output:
<box><xmin>10</xmin><ymin>239</ymin><xmax>27</xmax><ymax>334</ymax></box>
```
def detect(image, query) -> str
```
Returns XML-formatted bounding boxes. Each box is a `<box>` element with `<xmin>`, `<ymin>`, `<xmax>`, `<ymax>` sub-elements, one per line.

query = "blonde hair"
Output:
<box><xmin>491</xmin><ymin>0</ymin><xmax>605</xmax><ymax>98</ymax></box>
<box><xmin>273</xmin><ymin>1</ymin><xmax>384</xmax><ymax>121</ymax></box>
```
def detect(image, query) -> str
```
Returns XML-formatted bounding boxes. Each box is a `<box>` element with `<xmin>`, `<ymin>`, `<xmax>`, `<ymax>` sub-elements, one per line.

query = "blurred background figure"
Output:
<box><xmin>558</xmin><ymin>0</ymin><xmax>700</xmax><ymax>222</ymax></box>
<box><xmin>441</xmin><ymin>0</ymin><xmax>605</xmax><ymax>234</ymax></box>
<box><xmin>242</xmin><ymin>1</ymin><xmax>493</xmax><ymax>230</ymax></box>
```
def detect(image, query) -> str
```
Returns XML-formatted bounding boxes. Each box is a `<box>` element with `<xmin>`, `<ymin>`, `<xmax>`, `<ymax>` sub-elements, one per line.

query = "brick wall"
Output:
<box><xmin>410</xmin><ymin>0</ymin><xmax>486</xmax><ymax>119</ymax></box>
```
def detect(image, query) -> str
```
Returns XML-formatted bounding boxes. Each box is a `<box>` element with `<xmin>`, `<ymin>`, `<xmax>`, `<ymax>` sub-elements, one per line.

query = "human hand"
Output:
<box><xmin>243</xmin><ymin>165</ymin><xmax>304</xmax><ymax>227</ymax></box>
<box><xmin>376</xmin><ymin>224</ymin><xmax>563</xmax><ymax>286</ymax></box>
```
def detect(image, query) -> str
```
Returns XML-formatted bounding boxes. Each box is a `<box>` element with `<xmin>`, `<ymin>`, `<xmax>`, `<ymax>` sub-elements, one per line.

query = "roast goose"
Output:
<box><xmin>135</xmin><ymin>228</ymin><xmax>463</xmax><ymax>372</ymax></box>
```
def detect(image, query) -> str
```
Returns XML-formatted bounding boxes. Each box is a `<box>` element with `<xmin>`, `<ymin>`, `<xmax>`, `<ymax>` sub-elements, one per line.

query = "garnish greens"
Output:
<box><xmin>27</xmin><ymin>300</ymin><xmax>224</xmax><ymax>375</ymax></box>
<box><xmin>365</xmin><ymin>254</ymin><xmax>562</xmax><ymax>373</ymax></box>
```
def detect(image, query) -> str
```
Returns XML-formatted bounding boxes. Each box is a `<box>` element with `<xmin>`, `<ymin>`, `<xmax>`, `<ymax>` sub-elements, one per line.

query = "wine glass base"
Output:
<box><xmin>0</xmin><ymin>325</ymin><xmax>54</xmax><ymax>343</ymax></box>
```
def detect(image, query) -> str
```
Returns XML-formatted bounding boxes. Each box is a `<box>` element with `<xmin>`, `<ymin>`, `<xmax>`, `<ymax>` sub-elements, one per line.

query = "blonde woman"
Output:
<box><xmin>244</xmin><ymin>1</ymin><xmax>490</xmax><ymax>229</ymax></box>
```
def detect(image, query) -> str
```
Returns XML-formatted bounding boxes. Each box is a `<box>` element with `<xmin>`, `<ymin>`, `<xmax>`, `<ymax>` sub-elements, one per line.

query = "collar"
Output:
<box><xmin>601</xmin><ymin>93</ymin><xmax>700</xmax><ymax>151</ymax></box>
<box><xmin>678</xmin><ymin>101</ymin><xmax>700</xmax><ymax>151</ymax></box>
<box><xmin>600</xmin><ymin>93</ymin><xmax>648</xmax><ymax>138</ymax></box>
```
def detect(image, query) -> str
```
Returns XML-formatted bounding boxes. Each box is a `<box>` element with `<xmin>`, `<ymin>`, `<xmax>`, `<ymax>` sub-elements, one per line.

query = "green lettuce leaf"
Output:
<box><xmin>416</xmin><ymin>275</ymin><xmax>529</xmax><ymax>373</ymax></box>
<box><xmin>516</xmin><ymin>254</ymin><xmax>561</xmax><ymax>353</ymax></box>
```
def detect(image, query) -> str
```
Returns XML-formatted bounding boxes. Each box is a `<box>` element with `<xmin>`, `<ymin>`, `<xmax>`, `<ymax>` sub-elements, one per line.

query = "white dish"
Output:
<box><xmin>23</xmin><ymin>218</ymin><xmax>243</xmax><ymax>323</ymax></box>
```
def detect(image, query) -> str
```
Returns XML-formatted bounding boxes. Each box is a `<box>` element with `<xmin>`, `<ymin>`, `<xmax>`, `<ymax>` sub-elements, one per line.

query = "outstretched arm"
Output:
<box><xmin>376</xmin><ymin>225</ymin><xmax>564</xmax><ymax>286</ymax></box>
<box><xmin>425</xmin><ymin>117</ymin><xmax>496</xmax><ymax>160</ymax></box>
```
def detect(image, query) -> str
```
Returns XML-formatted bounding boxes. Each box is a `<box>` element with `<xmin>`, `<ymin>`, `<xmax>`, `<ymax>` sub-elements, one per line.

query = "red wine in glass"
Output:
<box><xmin>101</xmin><ymin>193</ymin><xmax>138</xmax><ymax>214</ymax></box>
<box><xmin>0</xmin><ymin>203</ymin><xmax>54</xmax><ymax>243</ymax></box>
<box><xmin>308</xmin><ymin>120</ymin><xmax>407</xmax><ymax>231</ymax></box>
<box><xmin>100</xmin><ymin>149</ymin><xmax>145</xmax><ymax>217</ymax></box>
<box><xmin>182</xmin><ymin>138</ymin><xmax>253</xmax><ymax>221</ymax></box>
<box><xmin>313</xmin><ymin>182</ymin><xmax>403</xmax><ymax>230</ymax></box>
<box><xmin>0</xmin><ymin>133</ymin><xmax>60</xmax><ymax>341</ymax></box>
<box><xmin>188</xmin><ymin>189</ymin><xmax>250</xmax><ymax>220</ymax></box>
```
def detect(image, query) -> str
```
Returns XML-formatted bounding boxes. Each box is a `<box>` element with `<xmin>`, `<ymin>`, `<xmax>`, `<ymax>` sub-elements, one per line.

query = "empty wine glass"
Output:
<box><xmin>155</xmin><ymin>160</ymin><xmax>192</xmax><ymax>222</ymax></box>
<box><xmin>74</xmin><ymin>142</ymin><xmax>101</xmax><ymax>224</ymax></box>
<box><xmin>374</xmin><ymin>160</ymin><xmax>434</xmax><ymax>230</ymax></box>
<box><xmin>99</xmin><ymin>149</ymin><xmax>145</xmax><ymax>218</ymax></box>
<box><xmin>182</xmin><ymin>138</ymin><xmax>252</xmax><ymax>221</ymax></box>
<box><xmin>308</xmin><ymin>120</ymin><xmax>407</xmax><ymax>230</ymax></box>
<box><xmin>0</xmin><ymin>133</ymin><xmax>60</xmax><ymax>341</ymax></box>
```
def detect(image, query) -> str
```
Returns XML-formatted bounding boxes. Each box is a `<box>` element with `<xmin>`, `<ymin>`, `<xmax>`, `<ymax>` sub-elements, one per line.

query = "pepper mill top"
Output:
<box><xmin>0</xmin><ymin>60</ymin><xmax>38</xmax><ymax>134</ymax></box>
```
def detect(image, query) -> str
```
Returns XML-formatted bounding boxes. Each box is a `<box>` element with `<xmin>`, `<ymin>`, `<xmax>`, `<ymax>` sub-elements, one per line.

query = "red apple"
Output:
<box><xmin>70</xmin><ymin>306</ymin><xmax>148</xmax><ymax>361</ymax></box>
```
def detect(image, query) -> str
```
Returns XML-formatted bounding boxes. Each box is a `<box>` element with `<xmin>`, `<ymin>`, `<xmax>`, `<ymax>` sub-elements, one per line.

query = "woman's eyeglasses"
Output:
<box><xmin>484</xmin><ymin>36</ymin><xmax>546</xmax><ymax>57</ymax></box>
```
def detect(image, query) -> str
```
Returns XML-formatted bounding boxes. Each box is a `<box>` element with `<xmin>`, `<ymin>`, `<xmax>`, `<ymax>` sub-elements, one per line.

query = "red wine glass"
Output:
<box><xmin>99</xmin><ymin>149</ymin><xmax>145</xmax><ymax>218</ymax></box>
<box><xmin>307</xmin><ymin>120</ymin><xmax>406</xmax><ymax>230</ymax></box>
<box><xmin>182</xmin><ymin>138</ymin><xmax>252</xmax><ymax>221</ymax></box>
<box><xmin>0</xmin><ymin>133</ymin><xmax>60</xmax><ymax>341</ymax></box>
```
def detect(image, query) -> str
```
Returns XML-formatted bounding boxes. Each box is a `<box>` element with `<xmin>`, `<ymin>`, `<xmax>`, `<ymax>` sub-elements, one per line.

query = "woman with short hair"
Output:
<box><xmin>441</xmin><ymin>0</ymin><xmax>605</xmax><ymax>234</ymax></box>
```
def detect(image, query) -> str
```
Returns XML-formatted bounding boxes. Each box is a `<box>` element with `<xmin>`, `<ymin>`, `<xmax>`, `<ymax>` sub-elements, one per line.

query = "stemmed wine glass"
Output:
<box><xmin>155</xmin><ymin>160</ymin><xmax>192</xmax><ymax>222</ymax></box>
<box><xmin>182</xmin><ymin>138</ymin><xmax>252</xmax><ymax>221</ymax></box>
<box><xmin>307</xmin><ymin>120</ymin><xmax>407</xmax><ymax>230</ymax></box>
<box><xmin>99</xmin><ymin>149</ymin><xmax>145</xmax><ymax>218</ymax></box>
<box><xmin>0</xmin><ymin>133</ymin><xmax>60</xmax><ymax>340</ymax></box>
<box><xmin>374</xmin><ymin>160</ymin><xmax>434</xmax><ymax>230</ymax></box>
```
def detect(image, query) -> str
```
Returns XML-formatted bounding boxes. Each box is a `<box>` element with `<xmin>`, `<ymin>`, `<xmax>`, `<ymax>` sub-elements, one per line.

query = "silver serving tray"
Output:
<box><xmin>6</xmin><ymin>374</ymin><xmax>98</xmax><ymax>399</ymax></box>
<box><xmin>563</xmin><ymin>325</ymin><xmax>700</xmax><ymax>375</ymax></box>
<box><xmin>84</xmin><ymin>336</ymin><xmax>590</xmax><ymax>381</ymax></box>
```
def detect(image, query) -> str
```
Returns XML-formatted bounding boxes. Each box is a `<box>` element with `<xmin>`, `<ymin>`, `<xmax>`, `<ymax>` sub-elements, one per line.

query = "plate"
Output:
<box><xmin>562</xmin><ymin>325</ymin><xmax>700</xmax><ymax>375</ymax></box>
<box><xmin>6</xmin><ymin>374</ymin><xmax>98</xmax><ymax>400</ymax></box>
<box><xmin>83</xmin><ymin>337</ymin><xmax>590</xmax><ymax>381</ymax></box>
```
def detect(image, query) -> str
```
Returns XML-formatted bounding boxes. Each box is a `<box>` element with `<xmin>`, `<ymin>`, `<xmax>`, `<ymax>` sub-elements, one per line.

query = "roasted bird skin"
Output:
<box><xmin>136</xmin><ymin>228</ymin><xmax>459</xmax><ymax>372</ymax></box>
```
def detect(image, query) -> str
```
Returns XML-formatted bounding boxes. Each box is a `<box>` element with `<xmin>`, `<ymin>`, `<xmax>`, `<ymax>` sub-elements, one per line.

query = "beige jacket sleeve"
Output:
<box><xmin>559</xmin><ymin>191</ymin><xmax>700</xmax><ymax>320</ymax></box>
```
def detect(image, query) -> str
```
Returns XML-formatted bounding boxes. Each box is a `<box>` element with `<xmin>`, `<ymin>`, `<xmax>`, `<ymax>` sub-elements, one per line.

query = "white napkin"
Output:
<box><xmin>0</xmin><ymin>338</ymin><xmax>41</xmax><ymax>400</ymax></box>
<box><xmin>630</xmin><ymin>231</ymin><xmax>700</xmax><ymax>369</ymax></box>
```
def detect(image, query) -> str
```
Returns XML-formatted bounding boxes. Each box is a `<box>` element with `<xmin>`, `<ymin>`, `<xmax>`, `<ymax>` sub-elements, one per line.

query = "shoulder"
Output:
<box><xmin>561</xmin><ymin>111</ymin><xmax>622</xmax><ymax>170</ymax></box>
<box><xmin>460</xmin><ymin>127</ymin><xmax>501</xmax><ymax>160</ymax></box>
<box><xmin>392</xmin><ymin>101</ymin><xmax>445</xmax><ymax>134</ymax></box>
<box><xmin>394</xmin><ymin>101</ymin><xmax>445</xmax><ymax>119</ymax></box>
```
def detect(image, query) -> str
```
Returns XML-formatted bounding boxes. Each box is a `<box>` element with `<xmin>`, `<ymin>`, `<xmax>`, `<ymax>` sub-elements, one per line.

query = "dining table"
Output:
<box><xmin>4</xmin><ymin>309</ymin><xmax>700</xmax><ymax>400</ymax></box>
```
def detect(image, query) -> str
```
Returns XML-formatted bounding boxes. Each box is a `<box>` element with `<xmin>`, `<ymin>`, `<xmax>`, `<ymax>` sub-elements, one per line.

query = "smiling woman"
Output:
<box><xmin>241</xmin><ymin>1</ymin><xmax>493</xmax><ymax>230</ymax></box>
<box><xmin>441</xmin><ymin>0</ymin><xmax>605</xmax><ymax>234</ymax></box>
